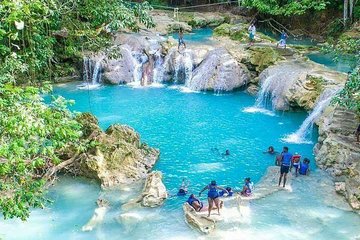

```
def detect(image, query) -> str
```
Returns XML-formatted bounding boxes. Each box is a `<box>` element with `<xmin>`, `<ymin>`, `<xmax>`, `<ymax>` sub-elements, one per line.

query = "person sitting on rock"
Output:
<box><xmin>219</xmin><ymin>187</ymin><xmax>234</xmax><ymax>197</ymax></box>
<box><xmin>241</xmin><ymin>177</ymin><xmax>253</xmax><ymax>196</ymax></box>
<box><xmin>187</xmin><ymin>194</ymin><xmax>203</xmax><ymax>211</ymax></box>
<box><xmin>355</xmin><ymin>124</ymin><xmax>360</xmax><ymax>143</ymax></box>
<box><xmin>291</xmin><ymin>152</ymin><xmax>301</xmax><ymax>177</ymax></box>
<box><xmin>177</xmin><ymin>178</ymin><xmax>189</xmax><ymax>196</ymax></box>
<box><xmin>299</xmin><ymin>158</ymin><xmax>310</xmax><ymax>176</ymax></box>
<box><xmin>199</xmin><ymin>180</ymin><xmax>228</xmax><ymax>217</ymax></box>
<box><xmin>178</xmin><ymin>28</ymin><xmax>186</xmax><ymax>51</ymax></box>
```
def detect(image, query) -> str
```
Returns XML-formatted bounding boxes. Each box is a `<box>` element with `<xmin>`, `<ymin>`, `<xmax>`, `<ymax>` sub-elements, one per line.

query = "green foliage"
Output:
<box><xmin>323</xmin><ymin>36</ymin><xmax>360</xmax><ymax>114</ymax></box>
<box><xmin>0</xmin><ymin>0</ymin><xmax>154</xmax><ymax>221</ymax></box>
<box><xmin>242</xmin><ymin>0</ymin><xmax>329</xmax><ymax>16</ymax></box>
<box><xmin>0</xmin><ymin>83</ymin><xmax>82</xmax><ymax>220</ymax></box>
<box><xmin>0</xmin><ymin>0</ymin><xmax>154</xmax><ymax>84</ymax></box>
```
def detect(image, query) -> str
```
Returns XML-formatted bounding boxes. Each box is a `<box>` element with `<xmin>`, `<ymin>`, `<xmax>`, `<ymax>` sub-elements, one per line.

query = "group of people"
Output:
<box><xmin>179</xmin><ymin>145</ymin><xmax>310</xmax><ymax>217</ymax></box>
<box><xmin>248</xmin><ymin>22</ymin><xmax>288</xmax><ymax>48</ymax></box>
<box><xmin>264</xmin><ymin>146</ymin><xmax>310</xmax><ymax>187</ymax></box>
<box><xmin>178</xmin><ymin>177</ymin><xmax>253</xmax><ymax>217</ymax></box>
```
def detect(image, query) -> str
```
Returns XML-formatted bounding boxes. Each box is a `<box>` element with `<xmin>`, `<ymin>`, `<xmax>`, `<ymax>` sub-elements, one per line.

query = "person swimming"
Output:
<box><xmin>187</xmin><ymin>194</ymin><xmax>203</xmax><ymax>211</ymax></box>
<box><xmin>199</xmin><ymin>180</ymin><xmax>228</xmax><ymax>217</ymax></box>
<box><xmin>219</xmin><ymin>187</ymin><xmax>234</xmax><ymax>197</ymax></box>
<box><xmin>241</xmin><ymin>178</ymin><xmax>253</xmax><ymax>196</ymax></box>
<box><xmin>264</xmin><ymin>146</ymin><xmax>278</xmax><ymax>155</ymax></box>
<box><xmin>177</xmin><ymin>178</ymin><xmax>189</xmax><ymax>196</ymax></box>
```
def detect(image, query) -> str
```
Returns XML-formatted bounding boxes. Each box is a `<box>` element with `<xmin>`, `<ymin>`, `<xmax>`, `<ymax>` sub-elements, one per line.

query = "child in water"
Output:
<box><xmin>177</xmin><ymin>178</ymin><xmax>189</xmax><ymax>196</ymax></box>
<box><xmin>219</xmin><ymin>187</ymin><xmax>234</xmax><ymax>197</ymax></box>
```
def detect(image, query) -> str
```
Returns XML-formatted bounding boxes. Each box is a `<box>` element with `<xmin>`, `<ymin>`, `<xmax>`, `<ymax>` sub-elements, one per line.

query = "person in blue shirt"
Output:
<box><xmin>219</xmin><ymin>187</ymin><xmax>233</xmax><ymax>197</ymax></box>
<box><xmin>187</xmin><ymin>194</ymin><xmax>203</xmax><ymax>211</ymax></box>
<box><xmin>276</xmin><ymin>30</ymin><xmax>288</xmax><ymax>49</ymax></box>
<box><xmin>199</xmin><ymin>180</ymin><xmax>228</xmax><ymax>217</ymax></box>
<box><xmin>299</xmin><ymin>158</ymin><xmax>310</xmax><ymax>176</ymax></box>
<box><xmin>278</xmin><ymin>146</ymin><xmax>293</xmax><ymax>187</ymax></box>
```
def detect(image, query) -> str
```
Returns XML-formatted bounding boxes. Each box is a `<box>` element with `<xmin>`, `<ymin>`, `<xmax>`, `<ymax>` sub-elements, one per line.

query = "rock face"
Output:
<box><xmin>257</xmin><ymin>60</ymin><xmax>347</xmax><ymax>110</ymax></box>
<box><xmin>188</xmin><ymin>48</ymin><xmax>250</xmax><ymax>91</ymax></box>
<box><xmin>75</xmin><ymin>113</ymin><xmax>160</xmax><ymax>188</ymax></box>
<box><xmin>315</xmin><ymin>107</ymin><xmax>360</xmax><ymax>210</ymax></box>
<box><xmin>183</xmin><ymin>203</ymin><xmax>216</xmax><ymax>234</ymax></box>
<box><xmin>138</xmin><ymin>171</ymin><xmax>168</xmax><ymax>207</ymax></box>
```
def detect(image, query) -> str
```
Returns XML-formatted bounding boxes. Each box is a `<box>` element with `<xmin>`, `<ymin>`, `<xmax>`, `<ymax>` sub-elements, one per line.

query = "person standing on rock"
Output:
<box><xmin>199</xmin><ymin>180</ymin><xmax>228</xmax><ymax>217</ymax></box>
<box><xmin>178</xmin><ymin>28</ymin><xmax>186</xmax><ymax>52</ymax></box>
<box><xmin>248</xmin><ymin>23</ymin><xmax>256</xmax><ymax>46</ymax></box>
<box><xmin>355</xmin><ymin>124</ymin><xmax>360</xmax><ymax>143</ymax></box>
<box><xmin>276</xmin><ymin>30</ymin><xmax>288</xmax><ymax>49</ymax></box>
<box><xmin>278</xmin><ymin>146</ymin><xmax>293</xmax><ymax>187</ymax></box>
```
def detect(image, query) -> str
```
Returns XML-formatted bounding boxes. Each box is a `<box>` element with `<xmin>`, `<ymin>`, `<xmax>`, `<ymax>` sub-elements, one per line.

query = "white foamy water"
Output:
<box><xmin>195</xmin><ymin>162</ymin><xmax>224</xmax><ymax>173</ymax></box>
<box><xmin>243</xmin><ymin>106</ymin><xmax>276</xmax><ymax>116</ymax></box>
<box><xmin>282</xmin><ymin>88</ymin><xmax>339</xmax><ymax>144</ymax></box>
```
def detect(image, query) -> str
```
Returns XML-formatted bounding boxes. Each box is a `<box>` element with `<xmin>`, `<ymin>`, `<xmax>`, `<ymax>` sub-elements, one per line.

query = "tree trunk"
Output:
<box><xmin>344</xmin><ymin>0</ymin><xmax>349</xmax><ymax>25</ymax></box>
<box><xmin>349</xmin><ymin>0</ymin><xmax>354</xmax><ymax>22</ymax></box>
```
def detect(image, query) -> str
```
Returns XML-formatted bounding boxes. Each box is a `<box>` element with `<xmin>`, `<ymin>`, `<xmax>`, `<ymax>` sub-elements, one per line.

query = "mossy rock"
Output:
<box><xmin>76</xmin><ymin>112</ymin><xmax>101</xmax><ymax>138</ymax></box>
<box><xmin>188</xmin><ymin>16</ymin><xmax>207</xmax><ymax>28</ymax></box>
<box><xmin>166</xmin><ymin>22</ymin><xmax>192</xmax><ymax>33</ymax></box>
<box><xmin>213</xmin><ymin>23</ymin><xmax>232</xmax><ymax>36</ymax></box>
<box><xmin>249</xmin><ymin>47</ymin><xmax>282</xmax><ymax>72</ymax></box>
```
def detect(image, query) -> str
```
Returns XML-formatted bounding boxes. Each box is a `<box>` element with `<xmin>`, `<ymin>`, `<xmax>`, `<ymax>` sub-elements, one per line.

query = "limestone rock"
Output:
<box><xmin>183</xmin><ymin>203</ymin><xmax>215</xmax><ymax>234</ymax></box>
<box><xmin>139</xmin><ymin>171</ymin><xmax>168</xmax><ymax>207</ymax></box>
<box><xmin>315</xmin><ymin>107</ymin><xmax>360</xmax><ymax>210</ymax></box>
<box><xmin>167</xmin><ymin>22</ymin><xmax>192</xmax><ymax>33</ymax></box>
<box><xmin>257</xmin><ymin>60</ymin><xmax>347</xmax><ymax>110</ymax></box>
<box><xmin>75</xmin><ymin>113</ymin><xmax>159</xmax><ymax>188</ymax></box>
<box><xmin>188</xmin><ymin>48</ymin><xmax>250</xmax><ymax>91</ymax></box>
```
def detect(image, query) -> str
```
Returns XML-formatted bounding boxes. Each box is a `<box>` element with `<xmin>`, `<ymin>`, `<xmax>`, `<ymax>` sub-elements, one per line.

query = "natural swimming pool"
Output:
<box><xmin>0</xmin><ymin>83</ymin><xmax>359</xmax><ymax>240</ymax></box>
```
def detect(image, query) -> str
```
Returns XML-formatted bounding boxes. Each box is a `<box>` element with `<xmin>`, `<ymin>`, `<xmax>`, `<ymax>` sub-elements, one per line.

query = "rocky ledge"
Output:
<box><xmin>73</xmin><ymin>113</ymin><xmax>160</xmax><ymax>188</ymax></box>
<box><xmin>315</xmin><ymin>107</ymin><xmax>360</xmax><ymax>211</ymax></box>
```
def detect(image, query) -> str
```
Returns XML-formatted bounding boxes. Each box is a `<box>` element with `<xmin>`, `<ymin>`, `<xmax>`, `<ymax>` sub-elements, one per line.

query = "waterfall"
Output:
<box><xmin>244</xmin><ymin>62</ymin><xmax>306</xmax><ymax>115</ymax></box>
<box><xmin>153</xmin><ymin>51</ymin><xmax>164</xmax><ymax>84</ymax></box>
<box><xmin>282</xmin><ymin>88</ymin><xmax>339</xmax><ymax>144</ymax></box>
<box><xmin>79</xmin><ymin>56</ymin><xmax>103</xmax><ymax>89</ymax></box>
<box><xmin>173</xmin><ymin>50</ymin><xmax>193</xmax><ymax>86</ymax></box>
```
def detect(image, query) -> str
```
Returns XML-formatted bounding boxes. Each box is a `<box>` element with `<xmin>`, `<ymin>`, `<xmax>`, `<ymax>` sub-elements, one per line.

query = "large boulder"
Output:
<box><xmin>138</xmin><ymin>171</ymin><xmax>168</xmax><ymax>207</ymax></box>
<box><xmin>257</xmin><ymin>60</ymin><xmax>347</xmax><ymax>110</ymax></box>
<box><xmin>315</xmin><ymin>107</ymin><xmax>360</xmax><ymax>210</ymax></box>
<box><xmin>75</xmin><ymin>113</ymin><xmax>160</xmax><ymax>188</ymax></box>
<box><xmin>188</xmin><ymin>48</ymin><xmax>250</xmax><ymax>91</ymax></box>
<box><xmin>183</xmin><ymin>203</ymin><xmax>216</xmax><ymax>234</ymax></box>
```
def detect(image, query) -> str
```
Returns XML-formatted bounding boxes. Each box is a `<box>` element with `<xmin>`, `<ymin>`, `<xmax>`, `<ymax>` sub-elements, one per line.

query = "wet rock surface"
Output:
<box><xmin>315</xmin><ymin>107</ymin><xmax>360</xmax><ymax>211</ymax></box>
<box><xmin>74</xmin><ymin>113</ymin><xmax>160</xmax><ymax>188</ymax></box>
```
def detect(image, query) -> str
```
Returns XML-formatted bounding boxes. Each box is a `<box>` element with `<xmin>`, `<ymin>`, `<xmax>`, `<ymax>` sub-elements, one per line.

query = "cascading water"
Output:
<box><xmin>153</xmin><ymin>51</ymin><xmax>165</xmax><ymax>84</ymax></box>
<box><xmin>173</xmin><ymin>49</ymin><xmax>193</xmax><ymax>86</ymax></box>
<box><xmin>79</xmin><ymin>56</ymin><xmax>104</xmax><ymax>89</ymax></box>
<box><xmin>282</xmin><ymin>88</ymin><xmax>339</xmax><ymax>144</ymax></box>
<box><xmin>244</xmin><ymin>62</ymin><xmax>306</xmax><ymax>115</ymax></box>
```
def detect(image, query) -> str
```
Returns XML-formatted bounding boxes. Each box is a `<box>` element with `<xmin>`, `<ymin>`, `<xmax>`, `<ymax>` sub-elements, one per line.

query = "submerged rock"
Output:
<box><xmin>188</xmin><ymin>48</ymin><xmax>250</xmax><ymax>91</ymax></box>
<box><xmin>75</xmin><ymin>113</ymin><xmax>160</xmax><ymax>188</ymax></box>
<box><xmin>315</xmin><ymin>107</ymin><xmax>360</xmax><ymax>211</ymax></box>
<box><xmin>82</xmin><ymin>199</ymin><xmax>110</xmax><ymax>232</ymax></box>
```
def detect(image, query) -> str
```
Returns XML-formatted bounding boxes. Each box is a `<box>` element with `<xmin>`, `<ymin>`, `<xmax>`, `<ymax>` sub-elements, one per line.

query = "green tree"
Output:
<box><xmin>0</xmin><ymin>0</ymin><xmax>154</xmax><ymax>220</ymax></box>
<box><xmin>242</xmin><ymin>0</ymin><xmax>329</xmax><ymax>16</ymax></box>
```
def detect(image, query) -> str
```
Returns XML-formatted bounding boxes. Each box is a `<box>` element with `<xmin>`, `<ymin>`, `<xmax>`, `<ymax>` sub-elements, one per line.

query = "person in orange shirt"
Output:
<box><xmin>291</xmin><ymin>152</ymin><xmax>301</xmax><ymax>177</ymax></box>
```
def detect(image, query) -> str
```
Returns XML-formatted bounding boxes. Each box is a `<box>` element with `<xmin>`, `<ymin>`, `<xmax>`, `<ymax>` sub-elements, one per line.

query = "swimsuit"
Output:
<box><xmin>207</xmin><ymin>184</ymin><xmax>219</xmax><ymax>199</ymax></box>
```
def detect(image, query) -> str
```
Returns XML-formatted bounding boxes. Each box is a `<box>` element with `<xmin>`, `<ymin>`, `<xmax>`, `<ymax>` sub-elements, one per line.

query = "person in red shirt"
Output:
<box><xmin>291</xmin><ymin>152</ymin><xmax>301</xmax><ymax>177</ymax></box>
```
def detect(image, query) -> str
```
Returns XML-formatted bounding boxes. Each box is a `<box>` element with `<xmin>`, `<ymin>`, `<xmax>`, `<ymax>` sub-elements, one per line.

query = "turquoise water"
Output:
<box><xmin>307</xmin><ymin>52</ymin><xmax>356</xmax><ymax>73</ymax></box>
<box><xmin>170</xmin><ymin>27</ymin><xmax>213</xmax><ymax>43</ymax></box>
<box><xmin>258</xmin><ymin>28</ymin><xmax>317</xmax><ymax>46</ymax></box>
<box><xmin>1</xmin><ymin>83</ymin><xmax>359</xmax><ymax>239</ymax></box>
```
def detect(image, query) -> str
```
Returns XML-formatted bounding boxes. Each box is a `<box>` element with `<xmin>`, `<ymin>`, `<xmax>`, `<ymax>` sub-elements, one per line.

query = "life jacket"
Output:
<box><xmin>292</xmin><ymin>154</ymin><xmax>301</xmax><ymax>164</ymax></box>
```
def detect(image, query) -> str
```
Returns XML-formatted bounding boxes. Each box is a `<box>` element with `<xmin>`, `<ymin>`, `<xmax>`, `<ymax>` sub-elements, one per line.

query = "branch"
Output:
<box><xmin>44</xmin><ymin>152</ymin><xmax>80</xmax><ymax>180</ymax></box>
